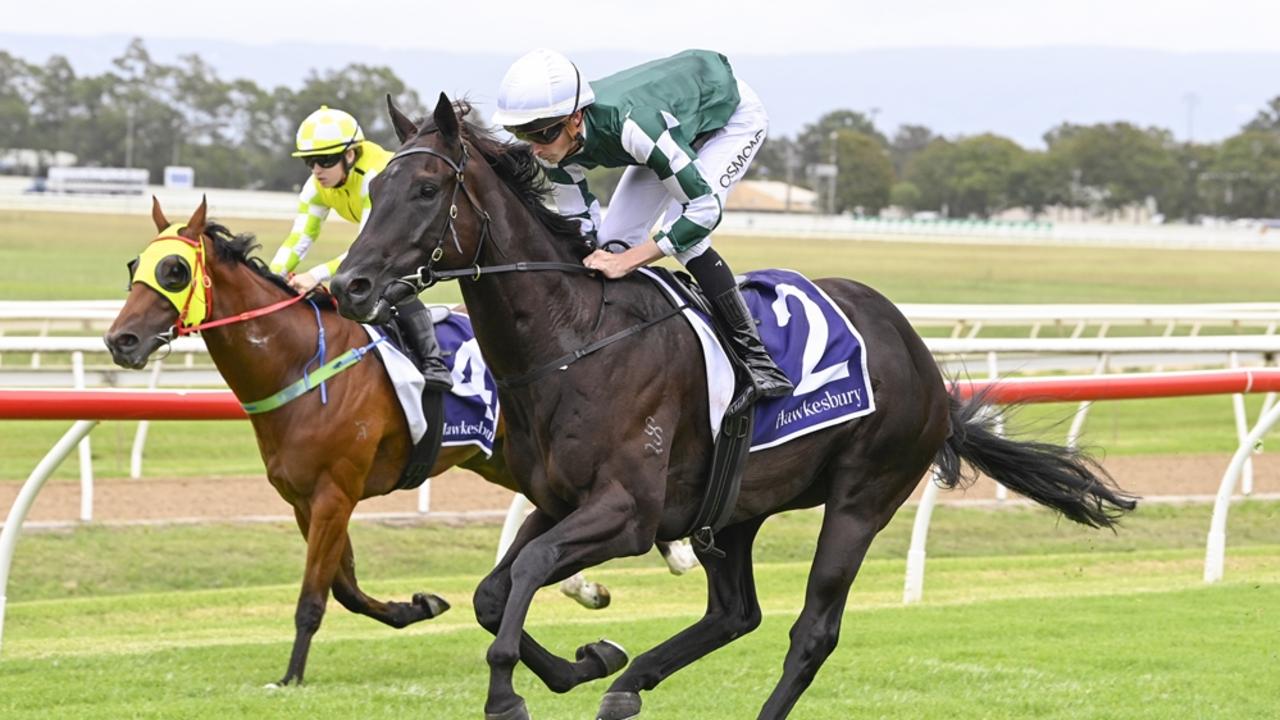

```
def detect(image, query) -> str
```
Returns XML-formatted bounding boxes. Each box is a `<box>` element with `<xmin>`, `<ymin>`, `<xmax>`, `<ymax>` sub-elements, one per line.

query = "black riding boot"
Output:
<box><xmin>686</xmin><ymin>249</ymin><xmax>793</xmax><ymax>401</ymax></box>
<box><xmin>393</xmin><ymin>299</ymin><xmax>453</xmax><ymax>392</ymax></box>
<box><xmin>712</xmin><ymin>286</ymin><xmax>793</xmax><ymax>400</ymax></box>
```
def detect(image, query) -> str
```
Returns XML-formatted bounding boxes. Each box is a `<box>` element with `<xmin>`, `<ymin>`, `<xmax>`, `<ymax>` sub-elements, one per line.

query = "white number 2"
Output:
<box><xmin>769</xmin><ymin>283</ymin><xmax>849</xmax><ymax>396</ymax></box>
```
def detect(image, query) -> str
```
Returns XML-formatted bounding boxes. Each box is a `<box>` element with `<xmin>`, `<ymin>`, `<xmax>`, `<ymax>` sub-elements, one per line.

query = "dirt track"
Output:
<box><xmin>3</xmin><ymin>453</ymin><xmax>1277</xmax><ymax>526</ymax></box>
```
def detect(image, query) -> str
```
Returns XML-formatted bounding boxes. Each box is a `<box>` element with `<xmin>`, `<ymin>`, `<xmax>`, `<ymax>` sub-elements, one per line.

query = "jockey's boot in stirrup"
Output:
<box><xmin>712</xmin><ymin>287</ymin><xmax>793</xmax><ymax>400</ymax></box>
<box><xmin>394</xmin><ymin>300</ymin><xmax>453</xmax><ymax>393</ymax></box>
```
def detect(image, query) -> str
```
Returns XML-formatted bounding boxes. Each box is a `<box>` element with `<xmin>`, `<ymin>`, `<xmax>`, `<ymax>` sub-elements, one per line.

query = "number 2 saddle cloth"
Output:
<box><xmin>638</xmin><ymin>267</ymin><xmax>877</xmax><ymax>451</ymax></box>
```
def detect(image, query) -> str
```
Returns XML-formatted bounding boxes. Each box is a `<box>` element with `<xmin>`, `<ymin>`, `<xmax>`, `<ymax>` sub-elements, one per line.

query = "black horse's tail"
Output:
<box><xmin>934</xmin><ymin>391</ymin><xmax>1138</xmax><ymax>528</ymax></box>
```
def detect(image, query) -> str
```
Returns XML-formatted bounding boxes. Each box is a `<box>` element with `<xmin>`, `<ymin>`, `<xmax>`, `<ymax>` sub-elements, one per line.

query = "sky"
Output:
<box><xmin>7</xmin><ymin>0</ymin><xmax>1280</xmax><ymax>55</ymax></box>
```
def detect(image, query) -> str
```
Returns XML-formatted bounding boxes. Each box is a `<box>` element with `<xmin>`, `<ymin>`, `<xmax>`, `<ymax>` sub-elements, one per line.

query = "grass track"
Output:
<box><xmin>2</xmin><ymin>551</ymin><xmax>1276</xmax><ymax>719</ymax></box>
<box><xmin>2</xmin><ymin>504</ymin><xmax>1278</xmax><ymax>718</ymax></box>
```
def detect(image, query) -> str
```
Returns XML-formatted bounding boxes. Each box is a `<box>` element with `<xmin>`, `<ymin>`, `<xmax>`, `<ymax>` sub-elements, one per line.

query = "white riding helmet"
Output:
<box><xmin>491</xmin><ymin>49</ymin><xmax>596</xmax><ymax>127</ymax></box>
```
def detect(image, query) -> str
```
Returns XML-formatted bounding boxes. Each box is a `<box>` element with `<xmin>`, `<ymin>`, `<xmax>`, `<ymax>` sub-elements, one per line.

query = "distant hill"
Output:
<box><xmin>5</xmin><ymin>33</ymin><xmax>1279</xmax><ymax>146</ymax></box>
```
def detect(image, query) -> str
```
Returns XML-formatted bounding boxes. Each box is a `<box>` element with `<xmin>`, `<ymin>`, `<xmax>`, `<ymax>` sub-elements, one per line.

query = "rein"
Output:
<box><xmin>179</xmin><ymin>294</ymin><xmax>307</xmax><ymax>336</ymax></box>
<box><xmin>382</xmin><ymin>140</ymin><xmax>687</xmax><ymax>389</ymax></box>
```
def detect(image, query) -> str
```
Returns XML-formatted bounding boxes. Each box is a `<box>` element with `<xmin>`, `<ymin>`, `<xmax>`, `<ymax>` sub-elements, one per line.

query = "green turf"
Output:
<box><xmin>1</xmin><ymin>532</ymin><xmax>1276</xmax><ymax>718</ymax></box>
<box><xmin>9</xmin><ymin>501</ymin><xmax>1280</xmax><ymax>603</ymax></box>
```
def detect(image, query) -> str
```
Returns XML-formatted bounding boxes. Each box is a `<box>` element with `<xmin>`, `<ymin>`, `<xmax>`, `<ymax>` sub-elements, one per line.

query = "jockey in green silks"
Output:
<box><xmin>492</xmin><ymin>49</ymin><xmax>792</xmax><ymax>402</ymax></box>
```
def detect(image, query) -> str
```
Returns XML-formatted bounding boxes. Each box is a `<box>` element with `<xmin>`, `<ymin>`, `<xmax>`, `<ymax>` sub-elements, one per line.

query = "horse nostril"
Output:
<box><xmin>110</xmin><ymin>332</ymin><xmax>139</xmax><ymax>351</ymax></box>
<box><xmin>346</xmin><ymin>277</ymin><xmax>372</xmax><ymax>301</ymax></box>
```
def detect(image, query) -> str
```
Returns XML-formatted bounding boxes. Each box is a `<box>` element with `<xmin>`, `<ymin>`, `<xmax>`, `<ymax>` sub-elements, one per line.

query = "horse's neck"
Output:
<box><xmin>200</xmin><ymin>261</ymin><xmax>346</xmax><ymax>402</ymax></box>
<box><xmin>458</xmin><ymin>205</ymin><xmax>606</xmax><ymax>382</ymax></box>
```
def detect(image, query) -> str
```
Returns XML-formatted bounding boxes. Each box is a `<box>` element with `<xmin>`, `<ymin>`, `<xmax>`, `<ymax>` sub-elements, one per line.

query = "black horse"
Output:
<box><xmin>331</xmin><ymin>94</ymin><xmax>1136</xmax><ymax>720</ymax></box>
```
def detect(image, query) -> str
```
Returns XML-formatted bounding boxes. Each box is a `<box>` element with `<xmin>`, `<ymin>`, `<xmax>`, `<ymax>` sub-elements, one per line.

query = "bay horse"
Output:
<box><xmin>330</xmin><ymin>94</ymin><xmax>1137</xmax><ymax>720</ymax></box>
<box><xmin>103</xmin><ymin>199</ymin><xmax>687</xmax><ymax>688</ymax></box>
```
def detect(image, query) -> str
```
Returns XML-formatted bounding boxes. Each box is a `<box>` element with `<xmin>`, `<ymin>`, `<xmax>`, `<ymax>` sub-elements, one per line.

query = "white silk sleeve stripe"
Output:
<box><xmin>621</xmin><ymin>117</ymin><xmax>657</xmax><ymax>164</ymax></box>
<box><xmin>552</xmin><ymin>182</ymin><xmax>590</xmax><ymax>215</ymax></box>
<box><xmin>655</xmin><ymin>131</ymin><xmax>691</xmax><ymax>176</ymax></box>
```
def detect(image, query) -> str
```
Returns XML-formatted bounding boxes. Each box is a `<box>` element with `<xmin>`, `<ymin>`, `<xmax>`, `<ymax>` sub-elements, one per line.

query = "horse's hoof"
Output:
<box><xmin>413</xmin><ymin>592</ymin><xmax>450</xmax><ymax>618</ymax></box>
<box><xmin>484</xmin><ymin>698</ymin><xmax>530</xmax><ymax>720</ymax></box>
<box><xmin>576</xmin><ymin>639</ymin><xmax>629</xmax><ymax>677</ymax></box>
<box><xmin>596</xmin><ymin>691</ymin><xmax>641</xmax><ymax>720</ymax></box>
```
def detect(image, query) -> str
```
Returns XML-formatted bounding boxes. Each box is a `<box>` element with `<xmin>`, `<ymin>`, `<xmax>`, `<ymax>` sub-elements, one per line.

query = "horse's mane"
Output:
<box><xmin>205</xmin><ymin>221</ymin><xmax>335</xmax><ymax>309</ymax></box>
<box><xmin>416</xmin><ymin>101</ymin><xmax>594</xmax><ymax>259</ymax></box>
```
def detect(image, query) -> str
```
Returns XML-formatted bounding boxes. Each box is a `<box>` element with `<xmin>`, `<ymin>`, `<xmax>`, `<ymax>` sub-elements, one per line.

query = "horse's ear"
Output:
<box><xmin>187</xmin><ymin>195</ymin><xmax>208</xmax><ymax>235</ymax></box>
<box><xmin>151</xmin><ymin>196</ymin><xmax>169</xmax><ymax>232</ymax></box>
<box><xmin>387</xmin><ymin>93</ymin><xmax>417</xmax><ymax>143</ymax></box>
<box><xmin>432</xmin><ymin>92</ymin><xmax>459</xmax><ymax>139</ymax></box>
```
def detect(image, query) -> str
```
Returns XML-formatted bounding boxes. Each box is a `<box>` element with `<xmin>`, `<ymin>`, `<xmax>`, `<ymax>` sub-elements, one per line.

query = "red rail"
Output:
<box><xmin>4</xmin><ymin>368</ymin><xmax>1280</xmax><ymax>420</ymax></box>
<box><xmin>0</xmin><ymin>388</ymin><xmax>247</xmax><ymax>420</ymax></box>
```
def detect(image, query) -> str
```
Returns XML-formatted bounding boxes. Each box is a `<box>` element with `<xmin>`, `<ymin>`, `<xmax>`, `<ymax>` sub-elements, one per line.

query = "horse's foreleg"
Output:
<box><xmin>331</xmin><ymin>537</ymin><xmax>450</xmax><ymax>627</ymax></box>
<box><xmin>756</xmin><ymin>505</ymin><xmax>879</xmax><ymax>720</ymax></box>
<box><xmin>483</xmin><ymin>491</ymin><xmax>651</xmax><ymax>720</ymax></box>
<box><xmin>275</xmin><ymin>484</ymin><xmax>354</xmax><ymax>687</ymax></box>
<box><xmin>596</xmin><ymin>518</ymin><xmax>766</xmax><ymax>720</ymax></box>
<box><xmin>475</xmin><ymin>508</ymin><xmax>624</xmax><ymax>700</ymax></box>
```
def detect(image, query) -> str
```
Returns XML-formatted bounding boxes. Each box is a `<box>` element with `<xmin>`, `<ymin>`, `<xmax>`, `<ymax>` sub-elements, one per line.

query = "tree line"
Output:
<box><xmin>752</xmin><ymin>104</ymin><xmax>1280</xmax><ymax>221</ymax></box>
<box><xmin>0</xmin><ymin>39</ymin><xmax>425</xmax><ymax>192</ymax></box>
<box><xmin>3</xmin><ymin>39</ymin><xmax>1279</xmax><ymax>220</ymax></box>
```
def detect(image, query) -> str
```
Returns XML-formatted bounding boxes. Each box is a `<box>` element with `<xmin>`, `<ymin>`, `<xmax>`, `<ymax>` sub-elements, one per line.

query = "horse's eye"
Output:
<box><xmin>420</xmin><ymin>183</ymin><xmax>438</xmax><ymax>199</ymax></box>
<box><xmin>157</xmin><ymin>255</ymin><xmax>192</xmax><ymax>292</ymax></box>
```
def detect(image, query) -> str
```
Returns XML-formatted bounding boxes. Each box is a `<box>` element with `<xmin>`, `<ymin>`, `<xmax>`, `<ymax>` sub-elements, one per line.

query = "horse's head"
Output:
<box><xmin>104</xmin><ymin>197</ymin><xmax>211</xmax><ymax>369</ymax></box>
<box><xmin>332</xmin><ymin>92</ymin><xmax>489</xmax><ymax>322</ymax></box>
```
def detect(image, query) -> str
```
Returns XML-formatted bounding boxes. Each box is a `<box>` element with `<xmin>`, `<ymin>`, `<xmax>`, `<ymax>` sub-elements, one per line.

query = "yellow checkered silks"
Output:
<box><xmin>270</xmin><ymin>140</ymin><xmax>393</xmax><ymax>281</ymax></box>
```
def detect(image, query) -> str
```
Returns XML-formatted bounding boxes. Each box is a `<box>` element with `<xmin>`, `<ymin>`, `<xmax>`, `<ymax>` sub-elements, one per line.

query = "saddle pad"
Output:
<box><xmin>362</xmin><ymin>309</ymin><xmax>500</xmax><ymax>456</ymax></box>
<box><xmin>638</xmin><ymin>267</ymin><xmax>875</xmax><ymax>452</ymax></box>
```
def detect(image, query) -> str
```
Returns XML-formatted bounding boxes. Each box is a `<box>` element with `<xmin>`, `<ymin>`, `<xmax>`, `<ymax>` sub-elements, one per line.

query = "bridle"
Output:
<box><xmin>128</xmin><ymin>229</ymin><xmax>307</xmax><ymax>353</ymax></box>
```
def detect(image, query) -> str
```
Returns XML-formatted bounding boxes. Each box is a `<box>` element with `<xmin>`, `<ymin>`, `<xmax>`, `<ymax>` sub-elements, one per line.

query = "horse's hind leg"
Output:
<box><xmin>559</xmin><ymin>539</ymin><xmax>700</xmax><ymax>609</ymax></box>
<box><xmin>657</xmin><ymin>539</ymin><xmax>699</xmax><ymax>575</ymax></box>
<box><xmin>596</xmin><ymin>517</ymin><xmax>766</xmax><ymax>720</ymax></box>
<box><xmin>331</xmin><ymin>537</ymin><xmax>450</xmax><ymax>627</ymax></box>
<box><xmin>474</xmin><ymin>507</ymin><xmax>628</xmax><ymax>699</ymax></box>
<box><xmin>275</xmin><ymin>483</ymin><xmax>355</xmax><ymax>687</ymax></box>
<box><xmin>756</xmin><ymin>498</ymin><xmax>886</xmax><ymax>719</ymax></box>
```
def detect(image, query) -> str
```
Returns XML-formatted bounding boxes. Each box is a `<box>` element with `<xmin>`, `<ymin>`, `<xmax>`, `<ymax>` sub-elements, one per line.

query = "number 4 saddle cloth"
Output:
<box><xmin>638</xmin><ymin>267</ymin><xmax>877</xmax><ymax>451</ymax></box>
<box><xmin>362</xmin><ymin>309</ymin><xmax>501</xmax><ymax>458</ymax></box>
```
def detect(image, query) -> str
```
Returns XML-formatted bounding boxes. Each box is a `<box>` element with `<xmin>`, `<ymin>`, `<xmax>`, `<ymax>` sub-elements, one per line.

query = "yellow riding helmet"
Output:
<box><xmin>292</xmin><ymin>105</ymin><xmax>365</xmax><ymax>158</ymax></box>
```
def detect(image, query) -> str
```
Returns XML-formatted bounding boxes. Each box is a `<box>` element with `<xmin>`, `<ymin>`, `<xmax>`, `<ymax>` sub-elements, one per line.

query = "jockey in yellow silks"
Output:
<box><xmin>270</xmin><ymin>105</ymin><xmax>452</xmax><ymax>392</ymax></box>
